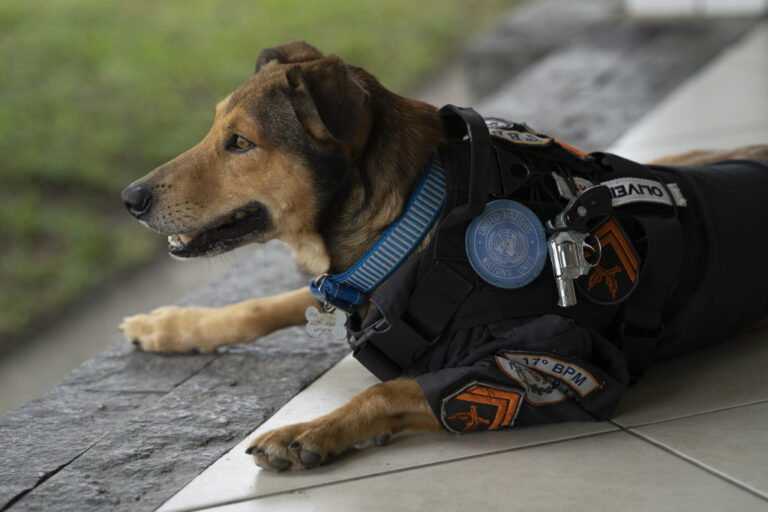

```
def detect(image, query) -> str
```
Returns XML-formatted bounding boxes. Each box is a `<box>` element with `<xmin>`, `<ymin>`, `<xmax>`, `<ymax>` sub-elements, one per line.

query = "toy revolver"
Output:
<box><xmin>546</xmin><ymin>185</ymin><xmax>612</xmax><ymax>307</ymax></box>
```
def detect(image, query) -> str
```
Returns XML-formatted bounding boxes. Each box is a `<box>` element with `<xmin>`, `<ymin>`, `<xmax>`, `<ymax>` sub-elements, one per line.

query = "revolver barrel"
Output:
<box><xmin>548</xmin><ymin>235</ymin><xmax>583</xmax><ymax>307</ymax></box>
<box><xmin>555</xmin><ymin>276</ymin><xmax>577</xmax><ymax>308</ymax></box>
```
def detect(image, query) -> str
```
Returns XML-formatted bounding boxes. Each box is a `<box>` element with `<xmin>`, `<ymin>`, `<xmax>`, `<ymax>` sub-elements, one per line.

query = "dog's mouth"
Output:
<box><xmin>167</xmin><ymin>202</ymin><xmax>271</xmax><ymax>258</ymax></box>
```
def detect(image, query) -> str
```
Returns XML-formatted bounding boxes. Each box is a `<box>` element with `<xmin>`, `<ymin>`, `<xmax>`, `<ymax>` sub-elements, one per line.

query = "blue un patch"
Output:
<box><xmin>465</xmin><ymin>200</ymin><xmax>547</xmax><ymax>289</ymax></box>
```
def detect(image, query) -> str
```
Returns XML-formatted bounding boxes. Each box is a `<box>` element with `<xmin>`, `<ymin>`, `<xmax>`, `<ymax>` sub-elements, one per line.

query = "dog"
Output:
<box><xmin>121</xmin><ymin>40</ymin><xmax>768</xmax><ymax>472</ymax></box>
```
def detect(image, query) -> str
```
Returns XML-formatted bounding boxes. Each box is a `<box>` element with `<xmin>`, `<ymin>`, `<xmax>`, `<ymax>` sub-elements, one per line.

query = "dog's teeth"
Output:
<box><xmin>168</xmin><ymin>234</ymin><xmax>192</xmax><ymax>248</ymax></box>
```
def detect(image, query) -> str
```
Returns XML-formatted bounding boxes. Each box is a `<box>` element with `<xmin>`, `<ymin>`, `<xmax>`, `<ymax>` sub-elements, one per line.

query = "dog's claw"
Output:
<box><xmin>132</xmin><ymin>339</ymin><xmax>141</xmax><ymax>347</ymax></box>
<box><xmin>375</xmin><ymin>434</ymin><xmax>391</xmax><ymax>447</ymax></box>
<box><xmin>245</xmin><ymin>445</ymin><xmax>261</xmax><ymax>455</ymax></box>
<box><xmin>288</xmin><ymin>441</ymin><xmax>301</xmax><ymax>450</ymax></box>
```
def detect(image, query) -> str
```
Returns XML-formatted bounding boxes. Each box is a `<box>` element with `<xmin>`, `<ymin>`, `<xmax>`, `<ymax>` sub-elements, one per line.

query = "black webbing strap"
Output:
<box><xmin>619</xmin><ymin>211</ymin><xmax>682</xmax><ymax>383</ymax></box>
<box><xmin>598</xmin><ymin>153</ymin><xmax>684</xmax><ymax>383</ymax></box>
<box><xmin>436</xmin><ymin>105</ymin><xmax>495</xmax><ymax>236</ymax></box>
<box><xmin>351</xmin><ymin>107</ymin><xmax>494</xmax><ymax>380</ymax></box>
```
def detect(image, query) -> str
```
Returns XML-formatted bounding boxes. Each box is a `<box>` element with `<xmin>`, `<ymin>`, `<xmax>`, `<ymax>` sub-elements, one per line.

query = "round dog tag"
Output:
<box><xmin>465</xmin><ymin>199</ymin><xmax>547</xmax><ymax>289</ymax></box>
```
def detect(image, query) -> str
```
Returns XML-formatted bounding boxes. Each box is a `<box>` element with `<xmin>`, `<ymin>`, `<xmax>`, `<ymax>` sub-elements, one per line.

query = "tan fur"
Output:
<box><xmin>121</xmin><ymin>40</ymin><xmax>768</xmax><ymax>472</ymax></box>
<box><xmin>650</xmin><ymin>145</ymin><xmax>768</xmax><ymax>166</ymax></box>
<box><xmin>120</xmin><ymin>287</ymin><xmax>316</xmax><ymax>353</ymax></box>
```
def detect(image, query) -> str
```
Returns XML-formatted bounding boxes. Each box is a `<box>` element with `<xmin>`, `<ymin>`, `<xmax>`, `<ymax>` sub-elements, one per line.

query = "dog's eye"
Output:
<box><xmin>228</xmin><ymin>134</ymin><xmax>255</xmax><ymax>152</ymax></box>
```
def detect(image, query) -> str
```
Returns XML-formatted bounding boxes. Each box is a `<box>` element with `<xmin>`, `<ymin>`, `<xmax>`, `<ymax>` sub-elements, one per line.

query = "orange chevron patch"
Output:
<box><xmin>441</xmin><ymin>382</ymin><xmax>523</xmax><ymax>434</ymax></box>
<box><xmin>578</xmin><ymin>217</ymin><xmax>640</xmax><ymax>305</ymax></box>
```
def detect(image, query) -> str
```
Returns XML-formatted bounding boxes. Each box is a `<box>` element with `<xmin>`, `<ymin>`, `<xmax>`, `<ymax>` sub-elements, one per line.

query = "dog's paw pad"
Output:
<box><xmin>299</xmin><ymin>448</ymin><xmax>322</xmax><ymax>467</ymax></box>
<box><xmin>267</xmin><ymin>455</ymin><xmax>292</xmax><ymax>471</ymax></box>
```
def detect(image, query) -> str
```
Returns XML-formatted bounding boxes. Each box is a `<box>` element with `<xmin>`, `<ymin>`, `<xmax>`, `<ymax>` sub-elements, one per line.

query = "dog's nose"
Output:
<box><xmin>121</xmin><ymin>184</ymin><xmax>152</xmax><ymax>218</ymax></box>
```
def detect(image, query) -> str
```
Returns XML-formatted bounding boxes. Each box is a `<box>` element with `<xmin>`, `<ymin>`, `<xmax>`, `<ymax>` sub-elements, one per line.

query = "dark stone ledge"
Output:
<box><xmin>0</xmin><ymin>242</ymin><xmax>349</xmax><ymax>511</ymax></box>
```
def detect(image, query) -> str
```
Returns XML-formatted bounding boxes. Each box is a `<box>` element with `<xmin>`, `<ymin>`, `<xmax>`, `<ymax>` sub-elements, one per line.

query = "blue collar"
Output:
<box><xmin>310</xmin><ymin>155</ymin><xmax>446</xmax><ymax>313</ymax></box>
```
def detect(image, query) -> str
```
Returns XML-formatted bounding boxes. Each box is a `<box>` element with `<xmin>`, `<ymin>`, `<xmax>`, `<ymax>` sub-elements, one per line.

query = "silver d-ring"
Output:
<box><xmin>314</xmin><ymin>273</ymin><xmax>329</xmax><ymax>290</ymax></box>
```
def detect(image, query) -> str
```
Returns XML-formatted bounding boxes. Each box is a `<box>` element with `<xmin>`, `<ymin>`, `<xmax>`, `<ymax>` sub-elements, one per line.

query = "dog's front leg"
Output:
<box><xmin>247</xmin><ymin>379</ymin><xmax>441</xmax><ymax>471</ymax></box>
<box><xmin>120</xmin><ymin>286</ymin><xmax>315</xmax><ymax>353</ymax></box>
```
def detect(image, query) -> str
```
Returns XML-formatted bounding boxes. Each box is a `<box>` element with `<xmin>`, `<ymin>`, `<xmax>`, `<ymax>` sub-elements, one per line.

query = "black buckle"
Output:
<box><xmin>349</xmin><ymin>317</ymin><xmax>404</xmax><ymax>382</ymax></box>
<box><xmin>348</xmin><ymin>317</ymin><xmax>390</xmax><ymax>351</ymax></box>
<box><xmin>492</xmin><ymin>147</ymin><xmax>533</xmax><ymax>198</ymax></box>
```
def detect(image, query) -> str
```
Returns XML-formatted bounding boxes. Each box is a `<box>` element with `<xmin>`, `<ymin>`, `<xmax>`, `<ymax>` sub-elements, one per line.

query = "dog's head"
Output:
<box><xmin>121</xmin><ymin>41</ymin><xmax>372</xmax><ymax>272</ymax></box>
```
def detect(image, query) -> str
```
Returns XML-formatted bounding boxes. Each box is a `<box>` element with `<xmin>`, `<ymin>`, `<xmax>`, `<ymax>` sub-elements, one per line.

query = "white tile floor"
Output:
<box><xmin>610</xmin><ymin>21</ymin><xmax>768</xmax><ymax>162</ymax></box>
<box><xmin>159</xmin><ymin>21</ymin><xmax>768</xmax><ymax>512</ymax></box>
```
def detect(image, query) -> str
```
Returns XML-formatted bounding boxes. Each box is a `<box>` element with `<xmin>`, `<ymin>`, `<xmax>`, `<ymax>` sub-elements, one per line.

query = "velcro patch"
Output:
<box><xmin>465</xmin><ymin>199</ymin><xmax>547</xmax><ymax>289</ymax></box>
<box><xmin>495</xmin><ymin>356</ymin><xmax>569</xmax><ymax>406</ymax></box>
<box><xmin>604</xmin><ymin>177</ymin><xmax>687</xmax><ymax>207</ymax></box>
<box><xmin>499</xmin><ymin>352</ymin><xmax>600</xmax><ymax>398</ymax></box>
<box><xmin>441</xmin><ymin>381</ymin><xmax>523</xmax><ymax>434</ymax></box>
<box><xmin>577</xmin><ymin>217</ymin><xmax>640</xmax><ymax>304</ymax></box>
<box><xmin>551</xmin><ymin>174</ymin><xmax>687</xmax><ymax>208</ymax></box>
<box><xmin>489</xmin><ymin>128</ymin><xmax>551</xmax><ymax>146</ymax></box>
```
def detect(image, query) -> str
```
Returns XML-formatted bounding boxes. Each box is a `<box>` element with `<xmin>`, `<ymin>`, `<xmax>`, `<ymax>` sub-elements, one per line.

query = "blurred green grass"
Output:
<box><xmin>0</xmin><ymin>0</ymin><xmax>513</xmax><ymax>343</ymax></box>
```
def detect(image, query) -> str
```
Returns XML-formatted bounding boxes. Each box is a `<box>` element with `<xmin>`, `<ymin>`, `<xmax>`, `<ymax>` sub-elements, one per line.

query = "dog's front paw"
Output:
<box><xmin>120</xmin><ymin>306</ymin><xmax>215</xmax><ymax>353</ymax></box>
<box><xmin>246</xmin><ymin>422</ymin><xmax>329</xmax><ymax>472</ymax></box>
<box><xmin>246</xmin><ymin>420</ymin><xmax>389</xmax><ymax>472</ymax></box>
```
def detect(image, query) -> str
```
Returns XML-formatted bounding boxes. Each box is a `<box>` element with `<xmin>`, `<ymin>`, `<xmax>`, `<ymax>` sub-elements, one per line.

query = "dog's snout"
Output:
<box><xmin>122</xmin><ymin>184</ymin><xmax>152</xmax><ymax>218</ymax></box>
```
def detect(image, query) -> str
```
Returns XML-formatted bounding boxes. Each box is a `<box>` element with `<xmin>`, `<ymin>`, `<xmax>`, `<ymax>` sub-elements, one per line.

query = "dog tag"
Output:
<box><xmin>305</xmin><ymin>306</ymin><xmax>347</xmax><ymax>341</ymax></box>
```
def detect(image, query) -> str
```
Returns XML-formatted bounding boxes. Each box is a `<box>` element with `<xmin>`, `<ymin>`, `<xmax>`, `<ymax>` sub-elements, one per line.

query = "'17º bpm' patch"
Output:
<box><xmin>465</xmin><ymin>199</ymin><xmax>547</xmax><ymax>289</ymax></box>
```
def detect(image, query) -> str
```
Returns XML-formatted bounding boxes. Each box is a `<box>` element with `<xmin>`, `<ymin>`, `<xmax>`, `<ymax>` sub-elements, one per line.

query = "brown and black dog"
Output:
<box><xmin>121</xmin><ymin>41</ymin><xmax>768</xmax><ymax>472</ymax></box>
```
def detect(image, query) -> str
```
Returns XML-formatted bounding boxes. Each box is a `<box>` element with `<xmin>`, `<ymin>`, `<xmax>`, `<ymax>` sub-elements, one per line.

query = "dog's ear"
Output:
<box><xmin>285</xmin><ymin>58</ymin><xmax>370</xmax><ymax>144</ymax></box>
<box><xmin>255</xmin><ymin>41</ymin><xmax>324</xmax><ymax>73</ymax></box>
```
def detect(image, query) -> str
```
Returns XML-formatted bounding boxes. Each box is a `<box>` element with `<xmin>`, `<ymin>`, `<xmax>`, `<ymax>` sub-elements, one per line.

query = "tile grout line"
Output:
<box><xmin>617</xmin><ymin>425</ymin><xmax>768</xmax><ymax>503</ymax></box>
<box><xmin>612</xmin><ymin>396</ymin><xmax>768</xmax><ymax>429</ymax></box>
<box><xmin>169</xmin><ymin>429</ymin><xmax>620</xmax><ymax>512</ymax></box>
<box><xmin>171</xmin><ymin>399</ymin><xmax>768</xmax><ymax>511</ymax></box>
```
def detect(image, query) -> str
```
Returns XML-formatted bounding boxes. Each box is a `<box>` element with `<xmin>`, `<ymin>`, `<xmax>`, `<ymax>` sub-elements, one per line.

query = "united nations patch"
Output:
<box><xmin>577</xmin><ymin>217</ymin><xmax>640</xmax><ymax>304</ymax></box>
<box><xmin>465</xmin><ymin>200</ymin><xmax>547</xmax><ymax>289</ymax></box>
<box><xmin>441</xmin><ymin>381</ymin><xmax>523</xmax><ymax>434</ymax></box>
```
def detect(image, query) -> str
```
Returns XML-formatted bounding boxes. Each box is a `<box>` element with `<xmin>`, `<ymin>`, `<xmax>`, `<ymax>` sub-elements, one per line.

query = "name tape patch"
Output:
<box><xmin>465</xmin><ymin>199</ymin><xmax>547</xmax><ymax>289</ymax></box>
<box><xmin>551</xmin><ymin>173</ymin><xmax>687</xmax><ymax>208</ymax></box>
<box><xmin>499</xmin><ymin>352</ymin><xmax>600</xmax><ymax>398</ymax></box>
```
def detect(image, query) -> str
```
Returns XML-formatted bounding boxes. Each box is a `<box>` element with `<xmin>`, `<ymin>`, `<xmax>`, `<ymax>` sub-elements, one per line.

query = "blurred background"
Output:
<box><xmin>0</xmin><ymin>0</ymin><xmax>512</xmax><ymax>349</ymax></box>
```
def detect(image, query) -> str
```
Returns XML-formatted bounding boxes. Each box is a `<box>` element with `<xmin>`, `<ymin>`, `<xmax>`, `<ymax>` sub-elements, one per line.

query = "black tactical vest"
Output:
<box><xmin>348</xmin><ymin>106</ymin><xmax>768</xmax><ymax>385</ymax></box>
